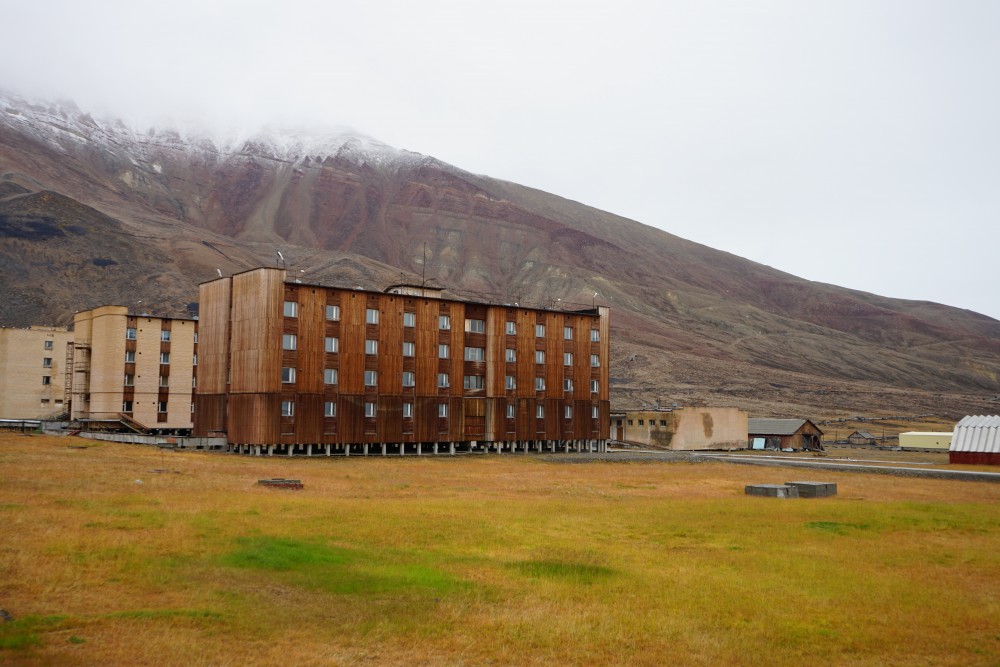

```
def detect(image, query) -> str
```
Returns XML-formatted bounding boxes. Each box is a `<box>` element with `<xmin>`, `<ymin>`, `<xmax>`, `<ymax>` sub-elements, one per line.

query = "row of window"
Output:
<box><xmin>123</xmin><ymin>374</ymin><xmax>196</xmax><ymax>388</ymax></box>
<box><xmin>626</xmin><ymin>419</ymin><xmax>670</xmax><ymax>427</ymax></box>
<box><xmin>125</xmin><ymin>328</ymin><xmax>198</xmax><ymax>343</ymax></box>
<box><xmin>122</xmin><ymin>400</ymin><xmax>191</xmax><ymax>414</ymax></box>
<box><xmin>279</xmin><ymin>367</ymin><xmax>600</xmax><ymax>393</ymax></box>
<box><xmin>280</xmin><ymin>400</ymin><xmax>599</xmax><ymax>420</ymax></box>
<box><xmin>283</xmin><ymin>301</ymin><xmax>601</xmax><ymax>342</ymax></box>
<box><xmin>122</xmin><ymin>351</ymin><xmax>197</xmax><ymax>365</ymax></box>
<box><xmin>281</xmin><ymin>334</ymin><xmax>600</xmax><ymax>368</ymax></box>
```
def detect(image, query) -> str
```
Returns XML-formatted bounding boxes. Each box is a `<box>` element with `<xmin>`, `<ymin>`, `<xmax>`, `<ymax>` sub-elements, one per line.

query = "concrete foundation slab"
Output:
<box><xmin>785</xmin><ymin>481</ymin><xmax>837</xmax><ymax>497</ymax></box>
<box><xmin>745</xmin><ymin>484</ymin><xmax>799</xmax><ymax>498</ymax></box>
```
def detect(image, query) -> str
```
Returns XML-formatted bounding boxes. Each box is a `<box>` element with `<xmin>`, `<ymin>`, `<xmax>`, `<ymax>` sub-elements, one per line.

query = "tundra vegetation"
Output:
<box><xmin>2</xmin><ymin>433</ymin><xmax>999</xmax><ymax>666</ymax></box>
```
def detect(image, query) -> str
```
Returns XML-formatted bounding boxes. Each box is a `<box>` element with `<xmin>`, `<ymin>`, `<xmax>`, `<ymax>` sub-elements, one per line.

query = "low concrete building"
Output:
<box><xmin>610</xmin><ymin>407</ymin><xmax>748</xmax><ymax>450</ymax></box>
<box><xmin>0</xmin><ymin>325</ymin><xmax>73</xmax><ymax>419</ymax></box>
<box><xmin>899</xmin><ymin>431</ymin><xmax>952</xmax><ymax>450</ymax></box>
<box><xmin>949</xmin><ymin>415</ymin><xmax>1000</xmax><ymax>465</ymax></box>
<box><xmin>748</xmin><ymin>418</ymin><xmax>824</xmax><ymax>451</ymax></box>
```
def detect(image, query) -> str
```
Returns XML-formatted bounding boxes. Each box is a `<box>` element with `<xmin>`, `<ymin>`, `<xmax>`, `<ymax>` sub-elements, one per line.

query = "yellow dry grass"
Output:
<box><xmin>2</xmin><ymin>433</ymin><xmax>1000</xmax><ymax>666</ymax></box>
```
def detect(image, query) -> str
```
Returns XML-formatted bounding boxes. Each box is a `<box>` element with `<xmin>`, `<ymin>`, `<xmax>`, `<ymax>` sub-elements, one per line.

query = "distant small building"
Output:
<box><xmin>748</xmin><ymin>418</ymin><xmax>824</xmax><ymax>451</ymax></box>
<box><xmin>846</xmin><ymin>430</ymin><xmax>877</xmax><ymax>445</ymax></box>
<box><xmin>610</xmin><ymin>407</ymin><xmax>748</xmax><ymax>450</ymax></box>
<box><xmin>899</xmin><ymin>431</ymin><xmax>952</xmax><ymax>450</ymax></box>
<box><xmin>949</xmin><ymin>415</ymin><xmax>1000</xmax><ymax>465</ymax></box>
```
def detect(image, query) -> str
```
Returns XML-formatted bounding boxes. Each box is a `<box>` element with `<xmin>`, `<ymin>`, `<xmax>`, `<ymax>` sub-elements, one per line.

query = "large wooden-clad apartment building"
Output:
<box><xmin>194</xmin><ymin>268</ymin><xmax>611</xmax><ymax>455</ymax></box>
<box><xmin>69</xmin><ymin>306</ymin><xmax>197</xmax><ymax>432</ymax></box>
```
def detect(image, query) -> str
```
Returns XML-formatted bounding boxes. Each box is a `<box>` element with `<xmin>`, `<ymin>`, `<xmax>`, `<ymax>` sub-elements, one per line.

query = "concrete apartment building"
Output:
<box><xmin>69</xmin><ymin>306</ymin><xmax>197</xmax><ymax>432</ymax></box>
<box><xmin>611</xmin><ymin>407</ymin><xmax>748</xmax><ymax>450</ymax></box>
<box><xmin>0</xmin><ymin>325</ymin><xmax>73</xmax><ymax>419</ymax></box>
<box><xmin>194</xmin><ymin>267</ymin><xmax>611</xmax><ymax>455</ymax></box>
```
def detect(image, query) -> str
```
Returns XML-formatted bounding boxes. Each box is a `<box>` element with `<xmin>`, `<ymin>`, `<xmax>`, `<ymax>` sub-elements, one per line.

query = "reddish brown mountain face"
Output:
<box><xmin>1</xmin><ymin>93</ymin><xmax>998</xmax><ymax>417</ymax></box>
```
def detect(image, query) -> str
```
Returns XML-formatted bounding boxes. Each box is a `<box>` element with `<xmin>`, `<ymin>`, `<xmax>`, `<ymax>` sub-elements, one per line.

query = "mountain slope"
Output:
<box><xmin>1</xmin><ymin>92</ymin><xmax>998</xmax><ymax>417</ymax></box>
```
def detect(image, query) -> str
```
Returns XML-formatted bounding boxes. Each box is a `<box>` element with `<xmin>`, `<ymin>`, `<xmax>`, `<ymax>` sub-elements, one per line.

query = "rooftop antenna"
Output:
<box><xmin>216</xmin><ymin>268</ymin><xmax>223</xmax><ymax>278</ymax></box>
<box><xmin>593</xmin><ymin>292</ymin><xmax>599</xmax><ymax>308</ymax></box>
<box><xmin>276</xmin><ymin>250</ymin><xmax>285</xmax><ymax>269</ymax></box>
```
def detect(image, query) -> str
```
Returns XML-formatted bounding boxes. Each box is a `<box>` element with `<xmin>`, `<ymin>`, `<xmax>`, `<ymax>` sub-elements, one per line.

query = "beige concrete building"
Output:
<box><xmin>0</xmin><ymin>325</ymin><xmax>73</xmax><ymax>419</ymax></box>
<box><xmin>69</xmin><ymin>306</ymin><xmax>197</xmax><ymax>432</ymax></box>
<box><xmin>611</xmin><ymin>407</ymin><xmax>748</xmax><ymax>450</ymax></box>
<box><xmin>899</xmin><ymin>431</ymin><xmax>952</xmax><ymax>450</ymax></box>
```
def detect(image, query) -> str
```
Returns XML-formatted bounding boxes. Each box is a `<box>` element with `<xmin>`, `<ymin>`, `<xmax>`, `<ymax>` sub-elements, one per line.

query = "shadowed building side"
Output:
<box><xmin>611</xmin><ymin>407</ymin><xmax>748</xmax><ymax>450</ymax></box>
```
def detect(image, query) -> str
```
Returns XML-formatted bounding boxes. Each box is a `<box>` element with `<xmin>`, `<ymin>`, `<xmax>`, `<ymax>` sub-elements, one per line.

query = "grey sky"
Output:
<box><xmin>2</xmin><ymin>0</ymin><xmax>998</xmax><ymax>319</ymax></box>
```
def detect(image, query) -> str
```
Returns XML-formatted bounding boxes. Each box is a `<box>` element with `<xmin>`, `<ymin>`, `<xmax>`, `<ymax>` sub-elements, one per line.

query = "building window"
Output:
<box><xmin>161</xmin><ymin>330</ymin><xmax>171</xmax><ymax>342</ymax></box>
<box><xmin>42</xmin><ymin>376</ymin><xmax>51</xmax><ymax>385</ymax></box>
<box><xmin>535</xmin><ymin>350</ymin><xmax>545</xmax><ymax>364</ymax></box>
<box><xmin>365</xmin><ymin>402</ymin><xmax>377</xmax><ymax>418</ymax></box>
<box><xmin>564</xmin><ymin>379</ymin><xmax>573</xmax><ymax>391</ymax></box>
<box><xmin>564</xmin><ymin>352</ymin><xmax>573</xmax><ymax>366</ymax></box>
<box><xmin>505</xmin><ymin>375</ymin><xmax>516</xmax><ymax>390</ymax></box>
<box><xmin>535</xmin><ymin>377</ymin><xmax>545</xmax><ymax>391</ymax></box>
<box><xmin>159</xmin><ymin>375</ymin><xmax>169</xmax><ymax>387</ymax></box>
<box><xmin>122</xmin><ymin>400</ymin><xmax>133</xmax><ymax>412</ymax></box>
<box><xmin>438</xmin><ymin>344</ymin><xmax>449</xmax><ymax>359</ymax></box>
<box><xmin>282</xmin><ymin>334</ymin><xmax>296</xmax><ymax>350</ymax></box>
<box><xmin>160</xmin><ymin>352</ymin><xmax>170</xmax><ymax>364</ymax></box>
<box><xmin>505</xmin><ymin>348</ymin><xmax>516</xmax><ymax>363</ymax></box>
<box><xmin>591</xmin><ymin>329</ymin><xmax>600</xmax><ymax>342</ymax></box>
<box><xmin>158</xmin><ymin>401</ymin><xmax>168</xmax><ymax>414</ymax></box>
<box><xmin>536</xmin><ymin>405</ymin><xmax>544</xmax><ymax>418</ymax></box>
<box><xmin>366</xmin><ymin>308</ymin><xmax>379</xmax><ymax>324</ymax></box>
<box><xmin>628</xmin><ymin>419</ymin><xmax>634</xmax><ymax>426</ymax></box>
<box><xmin>192</xmin><ymin>354</ymin><xmax>198</xmax><ymax>366</ymax></box>
<box><xmin>325</xmin><ymin>401</ymin><xmax>337</xmax><ymax>417</ymax></box>
<box><xmin>281</xmin><ymin>400</ymin><xmax>294</xmax><ymax>417</ymax></box>
<box><xmin>535</xmin><ymin>324</ymin><xmax>545</xmax><ymax>337</ymax></box>
<box><xmin>402</xmin><ymin>371</ymin><xmax>415</xmax><ymax>387</ymax></box>
<box><xmin>506</xmin><ymin>403</ymin><xmax>515</xmax><ymax>419</ymax></box>
<box><xmin>464</xmin><ymin>346</ymin><xmax>485</xmax><ymax>361</ymax></box>
<box><xmin>124</xmin><ymin>374</ymin><xmax>134</xmax><ymax>386</ymax></box>
<box><xmin>660</xmin><ymin>420</ymin><xmax>667</xmax><ymax>426</ymax></box>
<box><xmin>325</xmin><ymin>368</ymin><xmax>338</xmax><ymax>385</ymax></box>
<box><xmin>565</xmin><ymin>405</ymin><xmax>573</xmax><ymax>418</ymax></box>
<box><xmin>639</xmin><ymin>419</ymin><xmax>644</xmax><ymax>426</ymax></box>
<box><xmin>438</xmin><ymin>373</ymin><xmax>450</xmax><ymax>388</ymax></box>
<box><xmin>591</xmin><ymin>354</ymin><xmax>600</xmax><ymax>367</ymax></box>
<box><xmin>463</xmin><ymin>375</ymin><xmax>484</xmax><ymax>390</ymax></box>
<box><xmin>284</xmin><ymin>301</ymin><xmax>298</xmax><ymax>318</ymax></box>
<box><xmin>506</xmin><ymin>321</ymin><xmax>516</xmax><ymax>335</ymax></box>
<box><xmin>282</xmin><ymin>367</ymin><xmax>296</xmax><ymax>383</ymax></box>
<box><xmin>192</xmin><ymin>376</ymin><xmax>197</xmax><ymax>388</ymax></box>
<box><xmin>193</xmin><ymin>332</ymin><xmax>198</xmax><ymax>343</ymax></box>
<box><xmin>438</xmin><ymin>403</ymin><xmax>448</xmax><ymax>418</ymax></box>
<box><xmin>590</xmin><ymin>380</ymin><xmax>599</xmax><ymax>393</ymax></box>
<box><xmin>325</xmin><ymin>337</ymin><xmax>339</xmax><ymax>353</ymax></box>
<box><xmin>403</xmin><ymin>312</ymin><xmax>416</xmax><ymax>327</ymax></box>
<box><xmin>564</xmin><ymin>326</ymin><xmax>573</xmax><ymax>340</ymax></box>
<box><xmin>365</xmin><ymin>339</ymin><xmax>378</xmax><ymax>355</ymax></box>
<box><xmin>439</xmin><ymin>315</ymin><xmax>450</xmax><ymax>330</ymax></box>
<box><xmin>592</xmin><ymin>406</ymin><xmax>599</xmax><ymax>419</ymax></box>
<box><xmin>364</xmin><ymin>370</ymin><xmax>378</xmax><ymax>387</ymax></box>
<box><xmin>403</xmin><ymin>402</ymin><xmax>413</xmax><ymax>418</ymax></box>
<box><xmin>42</xmin><ymin>357</ymin><xmax>52</xmax><ymax>368</ymax></box>
<box><xmin>125</xmin><ymin>350</ymin><xmax>135</xmax><ymax>363</ymax></box>
<box><xmin>44</xmin><ymin>340</ymin><xmax>53</xmax><ymax>350</ymax></box>
<box><xmin>403</xmin><ymin>341</ymin><xmax>415</xmax><ymax>357</ymax></box>
<box><xmin>126</xmin><ymin>328</ymin><xmax>137</xmax><ymax>340</ymax></box>
<box><xmin>465</xmin><ymin>318</ymin><xmax>485</xmax><ymax>333</ymax></box>
<box><xmin>326</xmin><ymin>304</ymin><xmax>340</xmax><ymax>321</ymax></box>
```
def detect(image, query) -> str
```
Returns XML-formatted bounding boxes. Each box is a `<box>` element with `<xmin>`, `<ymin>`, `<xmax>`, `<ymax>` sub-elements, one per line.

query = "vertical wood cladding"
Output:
<box><xmin>196</xmin><ymin>268</ymin><xmax>611</xmax><ymax>446</ymax></box>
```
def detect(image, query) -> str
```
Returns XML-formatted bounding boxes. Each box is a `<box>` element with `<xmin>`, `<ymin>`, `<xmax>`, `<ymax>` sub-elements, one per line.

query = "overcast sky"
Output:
<box><xmin>2</xmin><ymin>0</ymin><xmax>998</xmax><ymax>319</ymax></box>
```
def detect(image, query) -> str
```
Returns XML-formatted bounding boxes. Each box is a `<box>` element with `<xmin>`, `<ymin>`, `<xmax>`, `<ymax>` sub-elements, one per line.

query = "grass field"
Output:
<box><xmin>3</xmin><ymin>434</ymin><xmax>1000</xmax><ymax>666</ymax></box>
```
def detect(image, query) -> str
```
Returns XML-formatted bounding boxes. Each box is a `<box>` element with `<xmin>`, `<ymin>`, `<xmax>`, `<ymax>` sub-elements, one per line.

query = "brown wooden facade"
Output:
<box><xmin>195</xmin><ymin>268</ymin><xmax>611</xmax><ymax>454</ymax></box>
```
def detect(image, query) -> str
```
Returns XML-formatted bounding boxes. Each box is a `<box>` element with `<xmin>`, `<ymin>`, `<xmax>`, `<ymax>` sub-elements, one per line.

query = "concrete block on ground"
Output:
<box><xmin>785</xmin><ymin>481</ymin><xmax>837</xmax><ymax>497</ymax></box>
<box><xmin>745</xmin><ymin>484</ymin><xmax>799</xmax><ymax>498</ymax></box>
